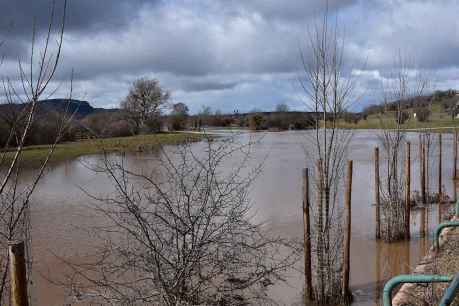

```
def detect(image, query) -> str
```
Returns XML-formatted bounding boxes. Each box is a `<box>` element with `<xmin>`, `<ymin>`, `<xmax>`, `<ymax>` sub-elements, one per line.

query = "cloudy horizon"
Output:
<box><xmin>0</xmin><ymin>0</ymin><xmax>458</xmax><ymax>113</ymax></box>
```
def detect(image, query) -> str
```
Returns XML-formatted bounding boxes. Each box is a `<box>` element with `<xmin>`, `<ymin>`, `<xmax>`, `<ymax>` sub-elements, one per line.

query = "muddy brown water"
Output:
<box><xmin>25</xmin><ymin>130</ymin><xmax>457</xmax><ymax>305</ymax></box>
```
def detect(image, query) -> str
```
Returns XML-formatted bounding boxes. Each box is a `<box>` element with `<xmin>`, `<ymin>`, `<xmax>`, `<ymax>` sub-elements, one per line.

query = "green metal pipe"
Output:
<box><xmin>383</xmin><ymin>274</ymin><xmax>452</xmax><ymax>306</ymax></box>
<box><xmin>439</xmin><ymin>273</ymin><xmax>459</xmax><ymax>306</ymax></box>
<box><xmin>433</xmin><ymin>221</ymin><xmax>459</xmax><ymax>250</ymax></box>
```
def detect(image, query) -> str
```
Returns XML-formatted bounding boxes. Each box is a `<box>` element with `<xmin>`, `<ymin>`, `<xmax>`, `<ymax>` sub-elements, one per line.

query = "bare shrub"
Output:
<box><xmin>378</xmin><ymin>54</ymin><xmax>429</xmax><ymax>242</ymax></box>
<box><xmin>415</xmin><ymin>107</ymin><xmax>431</xmax><ymax>122</ymax></box>
<box><xmin>0</xmin><ymin>1</ymin><xmax>72</xmax><ymax>303</ymax></box>
<box><xmin>395</xmin><ymin>110</ymin><xmax>410</xmax><ymax>125</ymax></box>
<box><xmin>299</xmin><ymin>5</ymin><xmax>357</xmax><ymax>304</ymax></box>
<box><xmin>62</xmin><ymin>135</ymin><xmax>300</xmax><ymax>305</ymax></box>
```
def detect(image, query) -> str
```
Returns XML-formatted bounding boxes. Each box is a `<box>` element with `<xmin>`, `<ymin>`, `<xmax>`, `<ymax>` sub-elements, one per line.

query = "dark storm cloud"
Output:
<box><xmin>0</xmin><ymin>0</ymin><xmax>158</xmax><ymax>59</ymax></box>
<box><xmin>181</xmin><ymin>80</ymin><xmax>239</xmax><ymax>92</ymax></box>
<box><xmin>231</xmin><ymin>0</ymin><xmax>358</xmax><ymax>22</ymax></box>
<box><xmin>0</xmin><ymin>0</ymin><xmax>155</xmax><ymax>38</ymax></box>
<box><xmin>1</xmin><ymin>0</ymin><xmax>458</xmax><ymax>111</ymax></box>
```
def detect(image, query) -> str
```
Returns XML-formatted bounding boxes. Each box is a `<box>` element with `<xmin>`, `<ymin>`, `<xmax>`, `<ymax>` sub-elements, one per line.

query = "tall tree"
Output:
<box><xmin>300</xmin><ymin>3</ymin><xmax>356</xmax><ymax>304</ymax></box>
<box><xmin>171</xmin><ymin>102</ymin><xmax>189</xmax><ymax>116</ymax></box>
<box><xmin>121</xmin><ymin>78</ymin><xmax>170</xmax><ymax>133</ymax></box>
<box><xmin>275</xmin><ymin>103</ymin><xmax>289</xmax><ymax>112</ymax></box>
<box><xmin>378</xmin><ymin>53</ymin><xmax>429</xmax><ymax>242</ymax></box>
<box><xmin>169</xmin><ymin>102</ymin><xmax>189</xmax><ymax>131</ymax></box>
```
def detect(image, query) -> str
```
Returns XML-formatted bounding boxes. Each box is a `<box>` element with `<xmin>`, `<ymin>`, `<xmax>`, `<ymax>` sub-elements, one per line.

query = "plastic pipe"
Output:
<box><xmin>439</xmin><ymin>273</ymin><xmax>459</xmax><ymax>306</ymax></box>
<box><xmin>383</xmin><ymin>274</ymin><xmax>452</xmax><ymax>306</ymax></box>
<box><xmin>433</xmin><ymin>221</ymin><xmax>459</xmax><ymax>250</ymax></box>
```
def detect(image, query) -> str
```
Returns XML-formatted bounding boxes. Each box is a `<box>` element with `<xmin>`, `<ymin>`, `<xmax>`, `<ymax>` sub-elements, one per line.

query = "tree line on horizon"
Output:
<box><xmin>0</xmin><ymin>78</ymin><xmax>320</xmax><ymax>147</ymax></box>
<box><xmin>1</xmin><ymin>82</ymin><xmax>456</xmax><ymax>148</ymax></box>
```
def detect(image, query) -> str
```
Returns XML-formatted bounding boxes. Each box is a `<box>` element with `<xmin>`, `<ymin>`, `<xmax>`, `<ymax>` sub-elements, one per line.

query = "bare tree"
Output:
<box><xmin>0</xmin><ymin>1</ymin><xmax>72</xmax><ymax>303</ymax></box>
<box><xmin>417</xmin><ymin>89</ymin><xmax>436</xmax><ymax>203</ymax></box>
<box><xmin>121</xmin><ymin>78</ymin><xmax>171</xmax><ymax>134</ymax></box>
<box><xmin>275</xmin><ymin>103</ymin><xmax>289</xmax><ymax>113</ymax></box>
<box><xmin>377</xmin><ymin>53</ymin><xmax>429</xmax><ymax>241</ymax></box>
<box><xmin>61</xmin><ymin>135</ymin><xmax>299</xmax><ymax>305</ymax></box>
<box><xmin>0</xmin><ymin>103</ymin><xmax>28</xmax><ymax>146</ymax></box>
<box><xmin>169</xmin><ymin>102</ymin><xmax>189</xmax><ymax>131</ymax></box>
<box><xmin>299</xmin><ymin>5</ymin><xmax>356</xmax><ymax>304</ymax></box>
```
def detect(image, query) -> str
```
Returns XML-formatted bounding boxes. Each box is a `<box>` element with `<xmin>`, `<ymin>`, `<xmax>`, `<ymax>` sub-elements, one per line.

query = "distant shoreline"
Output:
<box><xmin>1</xmin><ymin>132</ymin><xmax>204</xmax><ymax>166</ymax></box>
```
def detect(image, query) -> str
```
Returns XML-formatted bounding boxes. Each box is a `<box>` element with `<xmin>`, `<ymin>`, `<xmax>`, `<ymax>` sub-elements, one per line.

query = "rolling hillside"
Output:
<box><xmin>0</xmin><ymin>99</ymin><xmax>118</xmax><ymax>119</ymax></box>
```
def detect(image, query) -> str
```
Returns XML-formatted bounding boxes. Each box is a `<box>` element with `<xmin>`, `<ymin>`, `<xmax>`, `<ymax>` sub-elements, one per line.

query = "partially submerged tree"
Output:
<box><xmin>62</xmin><ymin>136</ymin><xmax>299</xmax><ymax>305</ymax></box>
<box><xmin>121</xmin><ymin>78</ymin><xmax>170</xmax><ymax>134</ymax></box>
<box><xmin>299</xmin><ymin>5</ymin><xmax>356</xmax><ymax>304</ymax></box>
<box><xmin>378</xmin><ymin>54</ymin><xmax>429</xmax><ymax>241</ymax></box>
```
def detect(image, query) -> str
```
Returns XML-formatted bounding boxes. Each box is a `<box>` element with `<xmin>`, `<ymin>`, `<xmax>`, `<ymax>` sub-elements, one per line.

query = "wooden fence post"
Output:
<box><xmin>9</xmin><ymin>241</ymin><xmax>29</xmax><ymax>306</ymax></box>
<box><xmin>454</xmin><ymin>179</ymin><xmax>458</xmax><ymax>204</ymax></box>
<box><xmin>438</xmin><ymin>199</ymin><xmax>443</xmax><ymax>223</ymax></box>
<box><xmin>426</xmin><ymin>205</ymin><xmax>430</xmax><ymax>237</ymax></box>
<box><xmin>419</xmin><ymin>134</ymin><xmax>426</xmax><ymax>204</ymax></box>
<box><xmin>302</xmin><ymin>168</ymin><xmax>313</xmax><ymax>303</ymax></box>
<box><xmin>438</xmin><ymin>133</ymin><xmax>442</xmax><ymax>199</ymax></box>
<box><xmin>454</xmin><ymin>129</ymin><xmax>458</xmax><ymax>181</ymax></box>
<box><xmin>420</xmin><ymin>207</ymin><xmax>426</xmax><ymax>238</ymax></box>
<box><xmin>316</xmin><ymin>159</ymin><xmax>325</xmax><ymax>302</ymax></box>
<box><xmin>374</xmin><ymin>147</ymin><xmax>381</xmax><ymax>240</ymax></box>
<box><xmin>405</xmin><ymin>142</ymin><xmax>411</xmax><ymax>240</ymax></box>
<box><xmin>425</xmin><ymin>137</ymin><xmax>430</xmax><ymax>199</ymax></box>
<box><xmin>343</xmin><ymin>160</ymin><xmax>353</xmax><ymax>300</ymax></box>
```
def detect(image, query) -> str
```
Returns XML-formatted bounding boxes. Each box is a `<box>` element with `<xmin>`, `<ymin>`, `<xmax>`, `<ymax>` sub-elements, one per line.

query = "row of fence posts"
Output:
<box><xmin>302</xmin><ymin>160</ymin><xmax>353</xmax><ymax>303</ymax></box>
<box><xmin>373</xmin><ymin>130</ymin><xmax>459</xmax><ymax>241</ymax></box>
<box><xmin>8</xmin><ymin>130</ymin><xmax>459</xmax><ymax>306</ymax></box>
<box><xmin>302</xmin><ymin>129</ymin><xmax>458</xmax><ymax>304</ymax></box>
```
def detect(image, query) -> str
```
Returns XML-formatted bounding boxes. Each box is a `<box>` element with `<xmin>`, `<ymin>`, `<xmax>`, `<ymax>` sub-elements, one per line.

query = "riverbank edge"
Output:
<box><xmin>392</xmin><ymin>215</ymin><xmax>459</xmax><ymax>305</ymax></box>
<box><xmin>1</xmin><ymin>132</ymin><xmax>206</xmax><ymax>166</ymax></box>
<box><xmin>334</xmin><ymin>122</ymin><xmax>459</xmax><ymax>132</ymax></box>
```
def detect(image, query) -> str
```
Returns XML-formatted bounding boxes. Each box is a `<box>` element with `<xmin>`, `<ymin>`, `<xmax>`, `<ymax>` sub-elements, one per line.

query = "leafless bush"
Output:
<box><xmin>62</xmin><ymin>135</ymin><xmax>300</xmax><ymax>305</ymax></box>
<box><xmin>415</xmin><ymin>107</ymin><xmax>431</xmax><ymax>122</ymax></box>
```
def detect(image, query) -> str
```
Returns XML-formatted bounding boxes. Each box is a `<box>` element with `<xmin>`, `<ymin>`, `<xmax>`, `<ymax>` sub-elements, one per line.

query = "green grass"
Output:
<box><xmin>2</xmin><ymin>132</ymin><xmax>204</xmax><ymax>166</ymax></box>
<box><xmin>336</xmin><ymin>110</ymin><xmax>459</xmax><ymax>132</ymax></box>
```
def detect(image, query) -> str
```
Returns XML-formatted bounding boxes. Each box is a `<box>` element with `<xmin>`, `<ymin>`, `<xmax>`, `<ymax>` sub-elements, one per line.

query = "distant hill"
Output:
<box><xmin>335</xmin><ymin>89</ymin><xmax>459</xmax><ymax>129</ymax></box>
<box><xmin>362</xmin><ymin>89</ymin><xmax>459</xmax><ymax>116</ymax></box>
<box><xmin>0</xmin><ymin>99</ymin><xmax>119</xmax><ymax>119</ymax></box>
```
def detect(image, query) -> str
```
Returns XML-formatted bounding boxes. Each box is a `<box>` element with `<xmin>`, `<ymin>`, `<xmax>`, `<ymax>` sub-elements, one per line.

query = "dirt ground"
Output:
<box><xmin>392</xmin><ymin>206</ymin><xmax>459</xmax><ymax>306</ymax></box>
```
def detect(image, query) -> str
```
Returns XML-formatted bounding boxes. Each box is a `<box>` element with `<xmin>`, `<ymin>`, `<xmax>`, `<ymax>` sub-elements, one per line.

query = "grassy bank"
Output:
<box><xmin>4</xmin><ymin>132</ymin><xmax>204</xmax><ymax>165</ymax></box>
<box><xmin>336</xmin><ymin>106</ymin><xmax>459</xmax><ymax>131</ymax></box>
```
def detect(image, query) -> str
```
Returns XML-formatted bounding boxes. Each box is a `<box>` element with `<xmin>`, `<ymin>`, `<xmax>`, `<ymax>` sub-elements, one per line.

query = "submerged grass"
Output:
<box><xmin>3</xmin><ymin>132</ymin><xmax>204</xmax><ymax>166</ymax></box>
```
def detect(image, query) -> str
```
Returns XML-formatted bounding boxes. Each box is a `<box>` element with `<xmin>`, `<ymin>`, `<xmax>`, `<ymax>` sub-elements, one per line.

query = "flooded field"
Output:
<box><xmin>27</xmin><ymin>130</ymin><xmax>457</xmax><ymax>306</ymax></box>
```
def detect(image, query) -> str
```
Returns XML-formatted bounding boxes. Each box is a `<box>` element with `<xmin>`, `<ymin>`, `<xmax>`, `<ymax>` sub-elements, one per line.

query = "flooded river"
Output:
<box><xmin>27</xmin><ymin>130</ymin><xmax>457</xmax><ymax>305</ymax></box>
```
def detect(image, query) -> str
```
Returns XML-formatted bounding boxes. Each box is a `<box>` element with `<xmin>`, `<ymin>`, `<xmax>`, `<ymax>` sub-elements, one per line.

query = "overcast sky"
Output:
<box><xmin>1</xmin><ymin>0</ymin><xmax>458</xmax><ymax>113</ymax></box>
